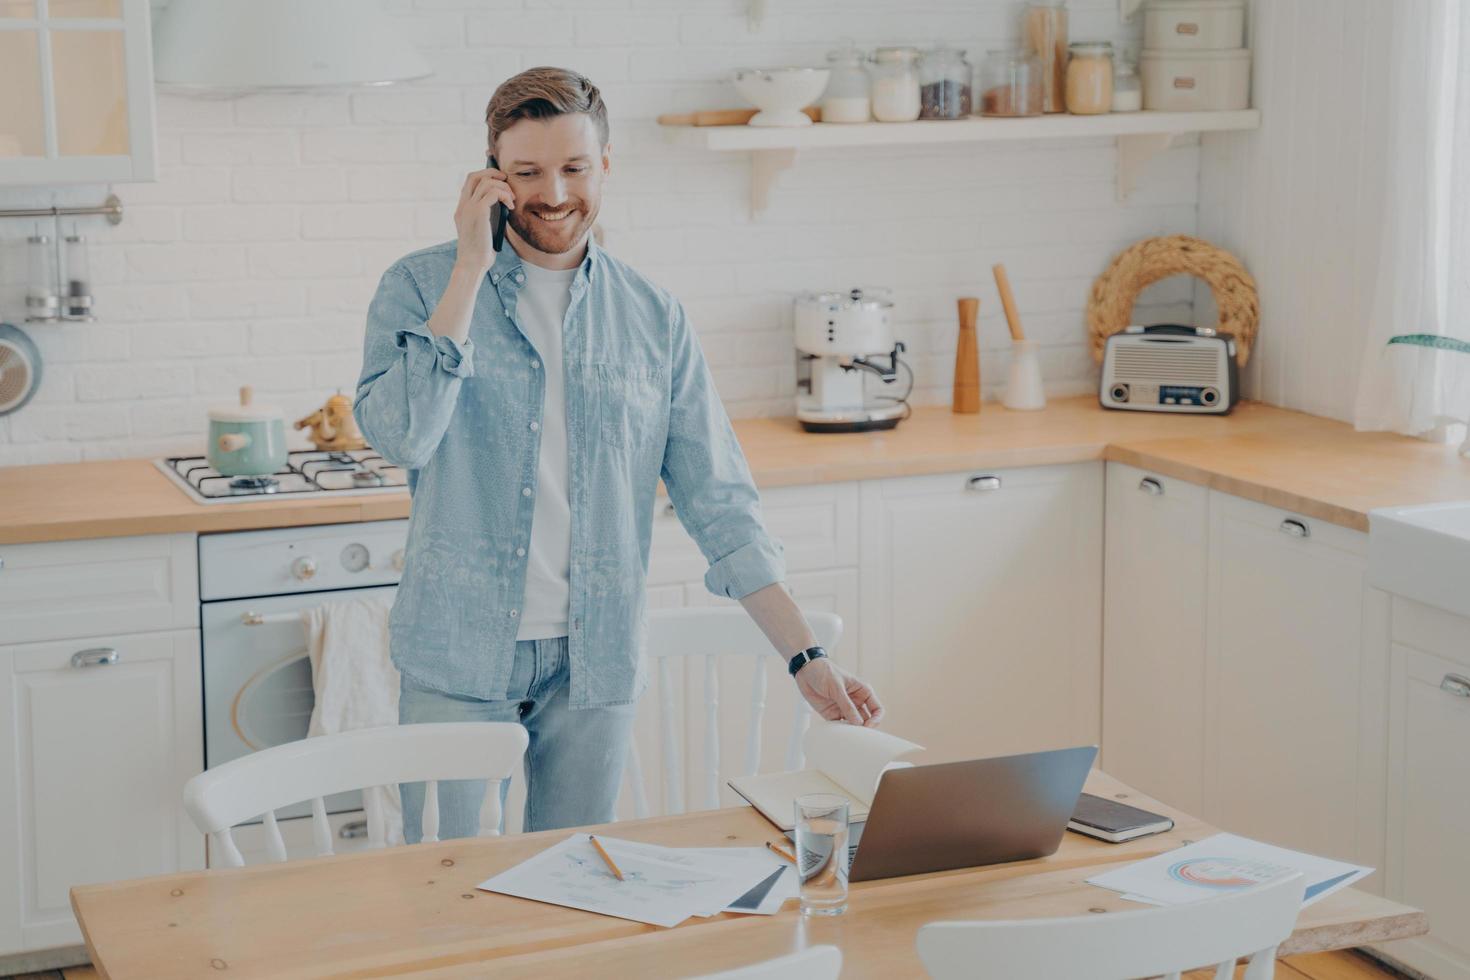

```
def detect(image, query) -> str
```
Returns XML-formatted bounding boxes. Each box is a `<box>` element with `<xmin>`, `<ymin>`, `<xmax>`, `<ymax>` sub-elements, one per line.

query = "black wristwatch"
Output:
<box><xmin>788</xmin><ymin>646</ymin><xmax>828</xmax><ymax>677</ymax></box>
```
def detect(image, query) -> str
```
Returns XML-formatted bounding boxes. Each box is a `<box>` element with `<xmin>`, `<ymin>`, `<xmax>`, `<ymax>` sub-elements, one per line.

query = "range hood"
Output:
<box><xmin>153</xmin><ymin>0</ymin><xmax>432</xmax><ymax>92</ymax></box>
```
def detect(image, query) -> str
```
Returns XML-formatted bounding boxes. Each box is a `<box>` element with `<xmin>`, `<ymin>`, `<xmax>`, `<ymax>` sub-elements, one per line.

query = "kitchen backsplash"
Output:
<box><xmin>0</xmin><ymin>0</ymin><xmax>1200</xmax><ymax>465</ymax></box>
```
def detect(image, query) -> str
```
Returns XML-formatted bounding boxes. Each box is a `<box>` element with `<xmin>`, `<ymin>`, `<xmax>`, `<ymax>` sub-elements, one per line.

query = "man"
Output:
<box><xmin>355</xmin><ymin>67</ymin><xmax>884</xmax><ymax>840</ymax></box>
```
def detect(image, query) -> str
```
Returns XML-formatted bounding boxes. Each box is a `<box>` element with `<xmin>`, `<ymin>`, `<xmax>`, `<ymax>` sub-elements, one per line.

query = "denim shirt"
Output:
<box><xmin>354</xmin><ymin>239</ymin><xmax>785</xmax><ymax>708</ymax></box>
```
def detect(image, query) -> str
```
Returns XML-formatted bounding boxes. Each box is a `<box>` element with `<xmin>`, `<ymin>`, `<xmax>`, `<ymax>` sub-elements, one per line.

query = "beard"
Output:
<box><xmin>507</xmin><ymin>198</ymin><xmax>599</xmax><ymax>255</ymax></box>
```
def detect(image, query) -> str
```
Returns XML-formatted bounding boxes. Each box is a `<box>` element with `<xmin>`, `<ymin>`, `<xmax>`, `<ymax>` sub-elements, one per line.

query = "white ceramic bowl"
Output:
<box><xmin>733</xmin><ymin>68</ymin><xmax>830</xmax><ymax>127</ymax></box>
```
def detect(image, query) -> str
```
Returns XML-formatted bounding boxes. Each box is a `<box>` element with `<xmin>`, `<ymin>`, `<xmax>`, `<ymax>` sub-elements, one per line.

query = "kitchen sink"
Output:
<box><xmin>1369</xmin><ymin>501</ymin><xmax>1470</xmax><ymax>617</ymax></box>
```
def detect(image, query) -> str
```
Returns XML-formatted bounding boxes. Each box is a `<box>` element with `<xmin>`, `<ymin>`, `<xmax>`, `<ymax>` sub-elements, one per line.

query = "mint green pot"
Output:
<box><xmin>207</xmin><ymin>388</ymin><xmax>288</xmax><ymax>476</ymax></box>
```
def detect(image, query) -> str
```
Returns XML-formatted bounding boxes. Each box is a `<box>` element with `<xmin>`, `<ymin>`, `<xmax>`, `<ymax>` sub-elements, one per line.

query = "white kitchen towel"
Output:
<box><xmin>303</xmin><ymin>594</ymin><xmax>403</xmax><ymax>846</ymax></box>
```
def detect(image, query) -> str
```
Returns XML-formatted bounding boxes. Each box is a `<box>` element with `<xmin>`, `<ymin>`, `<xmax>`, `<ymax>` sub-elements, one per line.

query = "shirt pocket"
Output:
<box><xmin>594</xmin><ymin>364</ymin><xmax>663</xmax><ymax>451</ymax></box>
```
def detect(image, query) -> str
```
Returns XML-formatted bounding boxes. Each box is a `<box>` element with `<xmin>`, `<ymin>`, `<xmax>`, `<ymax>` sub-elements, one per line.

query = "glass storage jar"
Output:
<box><xmin>1024</xmin><ymin>1</ymin><xmax>1069</xmax><ymax>113</ymax></box>
<box><xmin>1112</xmin><ymin>53</ymin><xmax>1142</xmax><ymax>111</ymax></box>
<box><xmin>822</xmin><ymin>42</ymin><xmax>871</xmax><ymax>123</ymax></box>
<box><xmin>25</xmin><ymin>232</ymin><xmax>59</xmax><ymax>323</ymax></box>
<box><xmin>918</xmin><ymin>45</ymin><xmax>971</xmax><ymax>119</ymax></box>
<box><xmin>869</xmin><ymin>46</ymin><xmax>921</xmax><ymax>122</ymax></box>
<box><xmin>975</xmin><ymin>48</ymin><xmax>1044</xmax><ymax>117</ymax></box>
<box><xmin>1065</xmin><ymin>41</ymin><xmax>1114</xmax><ymax>114</ymax></box>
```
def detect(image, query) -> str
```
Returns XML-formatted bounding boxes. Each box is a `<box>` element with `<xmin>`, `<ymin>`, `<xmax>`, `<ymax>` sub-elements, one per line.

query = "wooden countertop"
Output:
<box><xmin>4</xmin><ymin>397</ymin><xmax>1470</xmax><ymax>545</ymax></box>
<box><xmin>70</xmin><ymin>773</ymin><xmax>1425</xmax><ymax>980</ymax></box>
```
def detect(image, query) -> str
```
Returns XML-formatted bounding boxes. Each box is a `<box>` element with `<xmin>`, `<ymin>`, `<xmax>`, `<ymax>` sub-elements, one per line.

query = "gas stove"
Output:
<box><xmin>155</xmin><ymin>449</ymin><xmax>408</xmax><ymax>504</ymax></box>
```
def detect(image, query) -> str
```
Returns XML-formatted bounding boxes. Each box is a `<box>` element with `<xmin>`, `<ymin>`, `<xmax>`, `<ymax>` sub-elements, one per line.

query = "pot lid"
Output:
<box><xmin>209</xmin><ymin>385</ymin><xmax>284</xmax><ymax>423</ymax></box>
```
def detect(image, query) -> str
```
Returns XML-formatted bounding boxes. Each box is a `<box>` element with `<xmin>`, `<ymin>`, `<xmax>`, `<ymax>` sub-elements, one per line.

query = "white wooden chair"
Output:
<box><xmin>183</xmin><ymin>722</ymin><xmax>529</xmax><ymax>867</ymax></box>
<box><xmin>625</xmin><ymin>607</ymin><xmax>842</xmax><ymax>817</ymax></box>
<box><xmin>692</xmin><ymin>945</ymin><xmax>842</xmax><ymax>980</ymax></box>
<box><xmin>916</xmin><ymin>872</ymin><xmax>1306</xmax><ymax>980</ymax></box>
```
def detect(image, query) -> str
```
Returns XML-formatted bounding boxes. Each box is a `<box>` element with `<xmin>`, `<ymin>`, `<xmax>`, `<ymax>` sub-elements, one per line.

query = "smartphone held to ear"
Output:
<box><xmin>486</xmin><ymin>154</ymin><xmax>508</xmax><ymax>253</ymax></box>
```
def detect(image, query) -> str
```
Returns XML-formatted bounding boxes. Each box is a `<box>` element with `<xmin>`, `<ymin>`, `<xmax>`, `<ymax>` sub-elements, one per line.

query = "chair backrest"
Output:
<box><xmin>625</xmin><ymin>607</ymin><xmax>841</xmax><ymax>817</ymax></box>
<box><xmin>183</xmin><ymin>722</ymin><xmax>529</xmax><ymax>867</ymax></box>
<box><xmin>692</xmin><ymin>945</ymin><xmax>842</xmax><ymax>980</ymax></box>
<box><xmin>917</xmin><ymin>872</ymin><xmax>1306</xmax><ymax>980</ymax></box>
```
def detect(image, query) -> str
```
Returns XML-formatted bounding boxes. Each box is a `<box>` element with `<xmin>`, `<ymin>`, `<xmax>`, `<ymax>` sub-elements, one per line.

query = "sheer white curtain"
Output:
<box><xmin>1354</xmin><ymin>0</ymin><xmax>1470</xmax><ymax>443</ymax></box>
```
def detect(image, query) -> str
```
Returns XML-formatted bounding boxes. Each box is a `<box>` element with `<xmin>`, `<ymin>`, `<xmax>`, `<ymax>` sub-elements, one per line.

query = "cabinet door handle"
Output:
<box><xmin>71</xmin><ymin>647</ymin><xmax>118</xmax><ymax>668</ymax></box>
<box><xmin>1279</xmin><ymin>519</ymin><xmax>1310</xmax><ymax>539</ymax></box>
<box><xmin>1442</xmin><ymin>674</ymin><xmax>1470</xmax><ymax>699</ymax></box>
<box><xmin>967</xmin><ymin>475</ymin><xmax>1002</xmax><ymax>492</ymax></box>
<box><xmin>1139</xmin><ymin>477</ymin><xmax>1164</xmax><ymax>496</ymax></box>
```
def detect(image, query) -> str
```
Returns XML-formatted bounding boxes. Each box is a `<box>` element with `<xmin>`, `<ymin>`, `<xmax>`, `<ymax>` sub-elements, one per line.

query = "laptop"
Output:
<box><xmin>789</xmin><ymin>745</ymin><xmax>1097</xmax><ymax>882</ymax></box>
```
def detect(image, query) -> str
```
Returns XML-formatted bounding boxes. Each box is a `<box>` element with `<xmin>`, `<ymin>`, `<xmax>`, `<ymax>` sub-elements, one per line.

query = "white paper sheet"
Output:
<box><xmin>1087</xmin><ymin>833</ymin><xmax>1373</xmax><ymax>908</ymax></box>
<box><xmin>476</xmin><ymin>835</ymin><xmax>777</xmax><ymax>928</ymax></box>
<box><xmin>679</xmin><ymin>847</ymin><xmax>799</xmax><ymax>915</ymax></box>
<box><xmin>804</xmin><ymin>721</ymin><xmax>924</xmax><ymax>807</ymax></box>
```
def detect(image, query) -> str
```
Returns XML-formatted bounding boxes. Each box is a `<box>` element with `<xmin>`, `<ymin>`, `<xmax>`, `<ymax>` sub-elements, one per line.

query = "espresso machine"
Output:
<box><xmin>794</xmin><ymin>288</ymin><xmax>910</xmax><ymax>433</ymax></box>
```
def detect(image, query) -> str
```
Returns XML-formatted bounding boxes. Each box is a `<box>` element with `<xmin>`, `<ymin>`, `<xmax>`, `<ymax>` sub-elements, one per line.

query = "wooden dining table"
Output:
<box><xmin>70</xmin><ymin>773</ymin><xmax>1427</xmax><ymax>979</ymax></box>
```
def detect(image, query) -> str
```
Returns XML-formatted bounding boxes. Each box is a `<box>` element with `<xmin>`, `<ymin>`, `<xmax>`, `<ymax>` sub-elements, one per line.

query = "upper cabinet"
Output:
<box><xmin>0</xmin><ymin>0</ymin><xmax>156</xmax><ymax>186</ymax></box>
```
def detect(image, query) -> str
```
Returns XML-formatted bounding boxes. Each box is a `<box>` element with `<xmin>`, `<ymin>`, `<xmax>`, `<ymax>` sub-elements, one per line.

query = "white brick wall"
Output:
<box><xmin>0</xmin><ymin>0</ymin><xmax>1202</xmax><ymax>465</ymax></box>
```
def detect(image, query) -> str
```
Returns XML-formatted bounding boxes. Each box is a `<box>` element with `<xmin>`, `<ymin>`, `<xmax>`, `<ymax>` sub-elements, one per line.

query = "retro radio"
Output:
<box><xmin>1100</xmin><ymin>324</ymin><xmax>1239</xmax><ymax>414</ymax></box>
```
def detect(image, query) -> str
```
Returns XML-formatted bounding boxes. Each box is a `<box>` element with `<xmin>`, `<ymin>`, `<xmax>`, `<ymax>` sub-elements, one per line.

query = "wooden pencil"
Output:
<box><xmin>765</xmin><ymin>840</ymin><xmax>797</xmax><ymax>865</ymax></box>
<box><xmin>588</xmin><ymin>835</ymin><xmax>624</xmax><ymax>881</ymax></box>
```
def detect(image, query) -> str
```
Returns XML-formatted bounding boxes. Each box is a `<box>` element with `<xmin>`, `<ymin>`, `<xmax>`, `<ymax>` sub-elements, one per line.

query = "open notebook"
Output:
<box><xmin>728</xmin><ymin>722</ymin><xmax>923</xmax><ymax>832</ymax></box>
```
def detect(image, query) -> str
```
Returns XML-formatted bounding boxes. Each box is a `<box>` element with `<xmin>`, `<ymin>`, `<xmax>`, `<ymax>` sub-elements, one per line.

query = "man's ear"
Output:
<box><xmin>601</xmin><ymin>143</ymin><xmax>612</xmax><ymax>177</ymax></box>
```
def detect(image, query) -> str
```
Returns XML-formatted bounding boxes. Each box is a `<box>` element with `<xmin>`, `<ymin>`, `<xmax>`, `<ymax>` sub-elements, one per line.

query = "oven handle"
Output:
<box><xmin>241</xmin><ymin>611</ymin><xmax>304</xmax><ymax>627</ymax></box>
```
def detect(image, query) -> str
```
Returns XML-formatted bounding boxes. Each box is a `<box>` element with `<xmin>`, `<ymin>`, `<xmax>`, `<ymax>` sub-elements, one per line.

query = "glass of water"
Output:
<box><xmin>794</xmin><ymin>793</ymin><xmax>850</xmax><ymax>916</ymax></box>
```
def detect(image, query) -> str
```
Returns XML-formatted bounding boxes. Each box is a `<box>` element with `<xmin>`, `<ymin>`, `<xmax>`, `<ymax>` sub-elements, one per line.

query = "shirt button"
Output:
<box><xmin>522</xmin><ymin>487</ymin><xmax>532</xmax><ymax>497</ymax></box>
<box><xmin>502</xmin><ymin>307</ymin><xmax>511</xmax><ymax>317</ymax></box>
<box><xmin>509</xmin><ymin>609</ymin><xmax>518</xmax><ymax>619</ymax></box>
<box><xmin>529</xmin><ymin>421</ymin><xmax>540</xmax><ymax>431</ymax></box>
<box><xmin>516</xmin><ymin>547</ymin><xmax>526</xmax><ymax>557</ymax></box>
<box><xmin>530</xmin><ymin>359</ymin><xmax>541</xmax><ymax>370</ymax></box>
<box><xmin>514</xmin><ymin>272</ymin><xmax>525</xmax><ymax>283</ymax></box>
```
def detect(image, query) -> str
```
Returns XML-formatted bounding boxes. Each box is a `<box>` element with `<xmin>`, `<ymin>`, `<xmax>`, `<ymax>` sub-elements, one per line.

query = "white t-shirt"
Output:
<box><xmin>514</xmin><ymin>259</ymin><xmax>577</xmax><ymax>640</ymax></box>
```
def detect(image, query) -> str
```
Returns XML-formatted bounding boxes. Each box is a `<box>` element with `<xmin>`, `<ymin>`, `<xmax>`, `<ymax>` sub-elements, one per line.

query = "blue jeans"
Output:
<box><xmin>397</xmin><ymin>636</ymin><xmax>636</xmax><ymax>840</ymax></box>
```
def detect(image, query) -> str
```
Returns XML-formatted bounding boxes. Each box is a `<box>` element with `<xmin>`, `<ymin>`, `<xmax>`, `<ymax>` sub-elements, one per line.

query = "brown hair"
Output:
<box><xmin>485</xmin><ymin>67</ymin><xmax>610</xmax><ymax>150</ymax></box>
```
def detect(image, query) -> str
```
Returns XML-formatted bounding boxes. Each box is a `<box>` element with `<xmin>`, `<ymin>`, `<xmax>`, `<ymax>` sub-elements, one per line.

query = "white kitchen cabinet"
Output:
<box><xmin>1203</xmin><ymin>492</ymin><xmax>1388</xmax><ymax>882</ymax></box>
<box><xmin>0</xmin><ymin>628</ymin><xmax>203</xmax><ymax>955</ymax></box>
<box><xmin>0</xmin><ymin>532</ymin><xmax>197</xmax><ymax>645</ymax></box>
<box><xmin>0</xmin><ymin>0</ymin><xmax>157</xmax><ymax>185</ymax></box>
<box><xmin>647</xmin><ymin>481</ymin><xmax>860</xmax><ymax>588</ymax></box>
<box><xmin>1379</xmin><ymin>597</ymin><xmax>1470</xmax><ymax>980</ymax></box>
<box><xmin>1101</xmin><ymin>463</ymin><xmax>1210</xmax><ymax>814</ymax></box>
<box><xmin>859</xmin><ymin>463</ymin><xmax>1104</xmax><ymax>764</ymax></box>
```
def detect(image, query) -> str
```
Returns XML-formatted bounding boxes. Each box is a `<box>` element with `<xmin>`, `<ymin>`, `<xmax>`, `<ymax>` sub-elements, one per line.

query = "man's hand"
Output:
<box><xmin>453</xmin><ymin>165</ymin><xmax>515</xmax><ymax>274</ymax></box>
<box><xmin>794</xmin><ymin>659</ymin><xmax>884</xmax><ymax>728</ymax></box>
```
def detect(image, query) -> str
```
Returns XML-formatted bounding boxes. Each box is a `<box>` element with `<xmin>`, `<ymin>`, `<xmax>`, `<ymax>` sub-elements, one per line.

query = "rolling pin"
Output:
<box><xmin>954</xmin><ymin>297</ymin><xmax>981</xmax><ymax>414</ymax></box>
<box><xmin>992</xmin><ymin>263</ymin><xmax>1026</xmax><ymax>342</ymax></box>
<box><xmin>657</xmin><ymin>106</ymin><xmax>822</xmax><ymax>127</ymax></box>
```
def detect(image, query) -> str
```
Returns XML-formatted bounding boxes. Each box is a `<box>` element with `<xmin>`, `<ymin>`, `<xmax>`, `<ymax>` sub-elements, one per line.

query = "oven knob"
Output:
<box><xmin>340</xmin><ymin>543</ymin><xmax>370</xmax><ymax>573</ymax></box>
<box><xmin>291</xmin><ymin>556</ymin><xmax>318</xmax><ymax>581</ymax></box>
<box><xmin>390</xmin><ymin>549</ymin><xmax>406</xmax><ymax>572</ymax></box>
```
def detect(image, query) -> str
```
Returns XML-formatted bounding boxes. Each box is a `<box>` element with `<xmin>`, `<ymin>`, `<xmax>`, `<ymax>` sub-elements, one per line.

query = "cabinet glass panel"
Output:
<box><xmin>0</xmin><ymin>30</ymin><xmax>45</xmax><ymax>158</ymax></box>
<box><xmin>51</xmin><ymin>29</ymin><xmax>129</xmax><ymax>156</ymax></box>
<box><xmin>49</xmin><ymin>0</ymin><xmax>121</xmax><ymax>16</ymax></box>
<box><xmin>0</xmin><ymin>1</ymin><xmax>37</xmax><ymax>17</ymax></box>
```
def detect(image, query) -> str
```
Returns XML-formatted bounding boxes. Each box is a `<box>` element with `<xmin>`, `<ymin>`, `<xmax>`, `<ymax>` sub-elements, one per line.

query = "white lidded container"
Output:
<box><xmin>1141</xmin><ymin>48</ymin><xmax>1250</xmax><ymax>111</ymax></box>
<box><xmin>1143</xmin><ymin>0</ymin><xmax>1246</xmax><ymax>51</ymax></box>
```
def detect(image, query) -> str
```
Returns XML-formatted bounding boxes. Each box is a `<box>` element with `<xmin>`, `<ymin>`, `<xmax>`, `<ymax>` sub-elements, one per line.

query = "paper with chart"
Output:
<box><xmin>1087</xmin><ymin>833</ymin><xmax>1373</xmax><ymax>908</ymax></box>
<box><xmin>476</xmin><ymin>835</ymin><xmax>778</xmax><ymax>928</ymax></box>
<box><xmin>568</xmin><ymin>839</ymin><xmax>795</xmax><ymax>916</ymax></box>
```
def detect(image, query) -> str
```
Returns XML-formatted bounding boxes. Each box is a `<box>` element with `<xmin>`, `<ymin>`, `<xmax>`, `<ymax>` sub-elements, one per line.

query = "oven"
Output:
<box><xmin>198</xmin><ymin>519</ymin><xmax>409</xmax><ymax>864</ymax></box>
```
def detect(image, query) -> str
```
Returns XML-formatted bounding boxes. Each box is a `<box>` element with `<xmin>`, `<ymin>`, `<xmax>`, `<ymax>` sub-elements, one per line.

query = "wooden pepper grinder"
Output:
<box><xmin>953</xmin><ymin>297</ymin><xmax>981</xmax><ymax>413</ymax></box>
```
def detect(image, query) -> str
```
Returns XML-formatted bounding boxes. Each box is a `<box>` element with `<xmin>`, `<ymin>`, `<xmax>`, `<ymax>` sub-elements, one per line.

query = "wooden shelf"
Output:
<box><xmin>661</xmin><ymin>109</ymin><xmax>1261</xmax><ymax>213</ymax></box>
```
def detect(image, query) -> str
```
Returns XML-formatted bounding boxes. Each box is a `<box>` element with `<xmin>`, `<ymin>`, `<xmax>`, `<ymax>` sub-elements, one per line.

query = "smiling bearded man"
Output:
<box><xmin>355</xmin><ymin>67</ymin><xmax>884</xmax><ymax>840</ymax></box>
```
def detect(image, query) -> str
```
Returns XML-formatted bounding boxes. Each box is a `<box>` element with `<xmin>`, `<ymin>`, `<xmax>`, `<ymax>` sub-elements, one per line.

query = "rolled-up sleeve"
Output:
<box><xmin>353</xmin><ymin>266</ymin><xmax>474</xmax><ymax>471</ymax></box>
<box><xmin>660</xmin><ymin>301</ymin><xmax>785</xmax><ymax>599</ymax></box>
